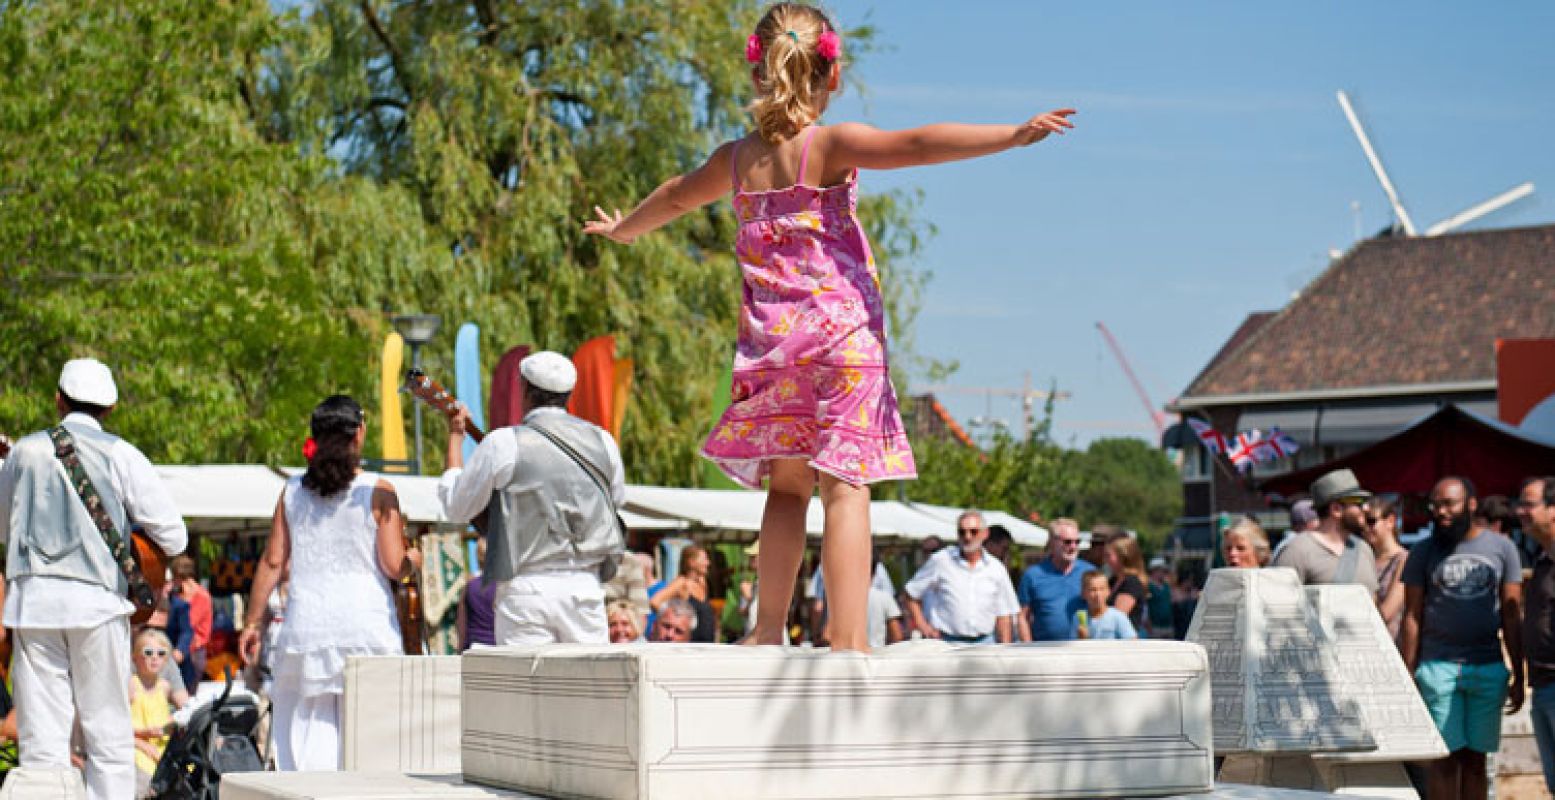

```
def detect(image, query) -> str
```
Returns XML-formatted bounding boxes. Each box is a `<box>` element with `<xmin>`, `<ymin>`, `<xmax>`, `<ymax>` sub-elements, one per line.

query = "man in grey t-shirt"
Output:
<box><xmin>1402</xmin><ymin>476</ymin><xmax>1524</xmax><ymax>800</ymax></box>
<box><xmin>1270</xmin><ymin>469</ymin><xmax>1379</xmax><ymax>596</ymax></box>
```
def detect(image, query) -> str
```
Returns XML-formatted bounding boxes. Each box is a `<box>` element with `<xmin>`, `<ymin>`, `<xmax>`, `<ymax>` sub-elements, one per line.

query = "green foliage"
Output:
<box><xmin>0</xmin><ymin>0</ymin><xmax>932</xmax><ymax>486</ymax></box>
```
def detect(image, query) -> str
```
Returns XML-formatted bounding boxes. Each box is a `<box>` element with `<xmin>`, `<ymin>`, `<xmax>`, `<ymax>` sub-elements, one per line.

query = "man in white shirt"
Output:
<box><xmin>903</xmin><ymin>510</ymin><xmax>1020</xmax><ymax>643</ymax></box>
<box><xmin>0</xmin><ymin>359</ymin><xmax>187</xmax><ymax>800</ymax></box>
<box><xmin>439</xmin><ymin>351</ymin><xmax>626</xmax><ymax>645</ymax></box>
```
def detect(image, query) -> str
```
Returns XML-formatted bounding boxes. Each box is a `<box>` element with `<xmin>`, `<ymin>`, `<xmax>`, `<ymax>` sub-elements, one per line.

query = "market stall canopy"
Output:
<box><xmin>624</xmin><ymin>486</ymin><xmax>958</xmax><ymax>540</ymax></box>
<box><xmin>905</xmin><ymin>502</ymin><xmax>1050</xmax><ymax>548</ymax></box>
<box><xmin>1258</xmin><ymin>404</ymin><xmax>1555</xmax><ymax>499</ymax></box>
<box><xmin>155</xmin><ymin>465</ymin><xmax>688</xmax><ymax>532</ymax></box>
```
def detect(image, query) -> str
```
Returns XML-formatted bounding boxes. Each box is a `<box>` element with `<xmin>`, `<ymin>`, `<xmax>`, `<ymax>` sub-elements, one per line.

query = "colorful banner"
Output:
<box><xmin>488</xmin><ymin>345</ymin><xmax>530</xmax><ymax>430</ymax></box>
<box><xmin>454</xmin><ymin>323</ymin><xmax>485</xmax><ymax>459</ymax></box>
<box><xmin>612</xmin><ymin>358</ymin><xmax>634</xmax><ymax>440</ymax></box>
<box><xmin>380</xmin><ymin>332</ymin><xmax>409</xmax><ymax>471</ymax></box>
<box><xmin>702</xmin><ymin>357</ymin><xmax>742</xmax><ymax>489</ymax></box>
<box><xmin>568</xmin><ymin>335</ymin><xmax>617</xmax><ymax>432</ymax></box>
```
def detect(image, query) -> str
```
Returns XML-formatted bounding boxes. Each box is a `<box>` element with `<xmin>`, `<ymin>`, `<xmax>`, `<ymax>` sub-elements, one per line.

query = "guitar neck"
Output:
<box><xmin>405</xmin><ymin>369</ymin><xmax>487</xmax><ymax>443</ymax></box>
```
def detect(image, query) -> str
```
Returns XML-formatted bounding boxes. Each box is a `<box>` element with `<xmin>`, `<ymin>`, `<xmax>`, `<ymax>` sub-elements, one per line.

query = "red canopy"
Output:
<box><xmin>1259</xmin><ymin>404</ymin><xmax>1555</xmax><ymax>498</ymax></box>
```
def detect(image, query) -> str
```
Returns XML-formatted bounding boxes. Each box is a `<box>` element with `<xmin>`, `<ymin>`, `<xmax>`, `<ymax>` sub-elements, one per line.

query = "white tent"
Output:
<box><xmin>149</xmin><ymin>465</ymin><xmax>1043</xmax><ymax>545</ymax></box>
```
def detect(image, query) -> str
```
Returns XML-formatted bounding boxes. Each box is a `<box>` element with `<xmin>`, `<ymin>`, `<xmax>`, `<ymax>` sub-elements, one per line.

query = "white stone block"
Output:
<box><xmin>1170</xmin><ymin>782</ymin><xmax>1395</xmax><ymax>800</ymax></box>
<box><xmin>0</xmin><ymin>768</ymin><xmax>85</xmax><ymax>799</ymax></box>
<box><xmin>220</xmin><ymin>771</ymin><xmax>540</xmax><ymax>799</ymax></box>
<box><xmin>462</xmin><ymin>640</ymin><xmax>1214</xmax><ymax>800</ymax></box>
<box><xmin>343</xmin><ymin>655</ymin><xmax>463</xmax><ymax>774</ymax></box>
<box><xmin>1219</xmin><ymin>756</ymin><xmax>1418</xmax><ymax>800</ymax></box>
<box><xmin>1186</xmin><ymin>568</ymin><xmax>1375</xmax><ymax>754</ymax></box>
<box><xmin>1305</xmin><ymin>585</ymin><xmax>1447</xmax><ymax>763</ymax></box>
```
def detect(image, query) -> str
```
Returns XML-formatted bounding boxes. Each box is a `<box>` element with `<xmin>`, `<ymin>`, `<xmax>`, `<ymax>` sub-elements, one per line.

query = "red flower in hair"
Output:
<box><xmin>745</xmin><ymin>34</ymin><xmax>763</xmax><ymax>64</ymax></box>
<box><xmin>302</xmin><ymin>437</ymin><xmax>317</xmax><ymax>461</ymax></box>
<box><xmin>815</xmin><ymin>30</ymin><xmax>841</xmax><ymax>61</ymax></box>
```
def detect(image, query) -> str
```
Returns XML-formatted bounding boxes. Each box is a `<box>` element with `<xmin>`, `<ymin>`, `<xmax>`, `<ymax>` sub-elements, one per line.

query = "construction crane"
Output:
<box><xmin>916</xmin><ymin>372</ymin><xmax>1071</xmax><ymax>440</ymax></box>
<box><xmin>1095</xmin><ymin>322</ymin><xmax>1167</xmax><ymax>438</ymax></box>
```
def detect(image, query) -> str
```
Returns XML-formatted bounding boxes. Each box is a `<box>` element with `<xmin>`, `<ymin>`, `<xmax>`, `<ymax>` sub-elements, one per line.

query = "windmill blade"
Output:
<box><xmin>1424</xmin><ymin>182</ymin><xmax>1536</xmax><ymax>236</ymax></box>
<box><xmin>1337</xmin><ymin>90</ymin><xmax>1417</xmax><ymax>236</ymax></box>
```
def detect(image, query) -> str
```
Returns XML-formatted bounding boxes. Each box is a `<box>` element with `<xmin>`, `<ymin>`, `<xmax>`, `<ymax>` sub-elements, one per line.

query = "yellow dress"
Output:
<box><xmin>130</xmin><ymin>677</ymin><xmax>171</xmax><ymax>776</ymax></box>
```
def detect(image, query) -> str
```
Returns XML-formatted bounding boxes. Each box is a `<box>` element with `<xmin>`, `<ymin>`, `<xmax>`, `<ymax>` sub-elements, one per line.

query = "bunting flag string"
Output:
<box><xmin>1188</xmin><ymin>419</ymin><xmax>1302</xmax><ymax>473</ymax></box>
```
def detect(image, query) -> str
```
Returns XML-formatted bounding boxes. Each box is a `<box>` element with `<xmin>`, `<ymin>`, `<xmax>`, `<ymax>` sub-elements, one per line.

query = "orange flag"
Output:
<box><xmin>611</xmin><ymin>359</ymin><xmax>634</xmax><ymax>439</ymax></box>
<box><xmin>568</xmin><ymin>336</ymin><xmax>617</xmax><ymax>433</ymax></box>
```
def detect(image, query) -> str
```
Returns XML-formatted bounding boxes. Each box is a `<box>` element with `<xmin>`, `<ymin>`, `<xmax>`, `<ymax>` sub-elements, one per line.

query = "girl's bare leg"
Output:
<box><xmin>744</xmin><ymin>458</ymin><xmax>815</xmax><ymax>645</ymax></box>
<box><xmin>818</xmin><ymin>473</ymin><xmax>872</xmax><ymax>653</ymax></box>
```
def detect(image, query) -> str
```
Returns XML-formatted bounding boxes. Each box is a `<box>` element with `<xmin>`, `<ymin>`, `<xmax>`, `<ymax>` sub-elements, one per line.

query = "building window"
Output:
<box><xmin>1182</xmin><ymin>441</ymin><xmax>1210</xmax><ymax>481</ymax></box>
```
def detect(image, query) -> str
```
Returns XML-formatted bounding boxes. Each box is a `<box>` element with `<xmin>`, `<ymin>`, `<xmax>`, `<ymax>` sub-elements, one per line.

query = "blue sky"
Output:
<box><xmin>821</xmin><ymin>1</ymin><xmax>1555</xmax><ymax>447</ymax></box>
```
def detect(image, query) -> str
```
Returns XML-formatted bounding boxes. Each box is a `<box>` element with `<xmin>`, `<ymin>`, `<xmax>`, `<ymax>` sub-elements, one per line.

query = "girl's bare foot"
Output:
<box><xmin>737</xmin><ymin>626</ymin><xmax>784</xmax><ymax>646</ymax></box>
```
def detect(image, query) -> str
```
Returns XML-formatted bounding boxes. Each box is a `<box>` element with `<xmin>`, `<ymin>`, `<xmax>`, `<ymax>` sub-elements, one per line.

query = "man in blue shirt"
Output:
<box><xmin>1019</xmin><ymin>518</ymin><xmax>1094</xmax><ymax>641</ymax></box>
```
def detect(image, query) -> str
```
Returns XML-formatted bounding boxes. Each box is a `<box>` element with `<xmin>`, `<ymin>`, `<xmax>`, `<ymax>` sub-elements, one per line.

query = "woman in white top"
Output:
<box><xmin>238</xmin><ymin>395</ymin><xmax>418</xmax><ymax>771</ymax></box>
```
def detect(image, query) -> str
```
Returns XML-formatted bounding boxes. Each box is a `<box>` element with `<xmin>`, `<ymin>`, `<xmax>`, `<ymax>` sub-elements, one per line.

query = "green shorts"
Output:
<box><xmin>1415</xmin><ymin>659</ymin><xmax>1510</xmax><ymax>753</ymax></box>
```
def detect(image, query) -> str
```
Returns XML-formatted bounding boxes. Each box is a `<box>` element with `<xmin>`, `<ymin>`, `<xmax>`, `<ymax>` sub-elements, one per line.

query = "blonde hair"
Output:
<box><xmin>747</xmin><ymin>3</ymin><xmax>839</xmax><ymax>144</ymax></box>
<box><xmin>134</xmin><ymin>626</ymin><xmax>173</xmax><ymax>652</ymax></box>
<box><xmin>1224</xmin><ymin>518</ymin><xmax>1271</xmax><ymax>566</ymax></box>
<box><xmin>606</xmin><ymin>600</ymin><xmax>643</xmax><ymax>639</ymax></box>
<box><xmin>1106</xmin><ymin>536</ymin><xmax>1148</xmax><ymax>582</ymax></box>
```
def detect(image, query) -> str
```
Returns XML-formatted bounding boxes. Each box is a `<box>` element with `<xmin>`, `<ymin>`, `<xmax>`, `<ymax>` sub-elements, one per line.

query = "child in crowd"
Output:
<box><xmin>1075</xmin><ymin>571</ymin><xmax>1136</xmax><ymax>640</ymax></box>
<box><xmin>131</xmin><ymin>627</ymin><xmax>185</xmax><ymax>795</ymax></box>
<box><xmin>1222</xmin><ymin>518</ymin><xmax>1271</xmax><ymax>568</ymax></box>
<box><xmin>584</xmin><ymin>2</ymin><xmax>1075</xmax><ymax>651</ymax></box>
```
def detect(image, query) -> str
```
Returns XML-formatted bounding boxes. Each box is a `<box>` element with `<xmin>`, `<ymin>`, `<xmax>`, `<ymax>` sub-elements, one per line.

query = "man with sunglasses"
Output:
<box><xmin>1018</xmin><ymin>517</ymin><xmax>1094</xmax><ymax>642</ymax></box>
<box><xmin>1270</xmin><ymin>468</ymin><xmax>1379</xmax><ymax>596</ymax></box>
<box><xmin>903</xmin><ymin>510</ymin><xmax>1020</xmax><ymax>644</ymax></box>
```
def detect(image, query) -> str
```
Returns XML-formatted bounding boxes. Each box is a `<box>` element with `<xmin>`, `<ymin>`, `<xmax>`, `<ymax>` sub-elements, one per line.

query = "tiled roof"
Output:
<box><xmin>1181</xmin><ymin>224</ymin><xmax>1555</xmax><ymax>400</ymax></box>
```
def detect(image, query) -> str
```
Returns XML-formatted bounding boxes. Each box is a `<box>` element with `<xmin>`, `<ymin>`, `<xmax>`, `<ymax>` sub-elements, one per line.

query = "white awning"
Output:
<box><xmin>900</xmin><ymin>502</ymin><xmax>1050</xmax><ymax>547</ymax></box>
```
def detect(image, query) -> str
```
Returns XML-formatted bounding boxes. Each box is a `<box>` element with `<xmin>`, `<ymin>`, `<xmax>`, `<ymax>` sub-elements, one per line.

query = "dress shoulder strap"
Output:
<box><xmin>796</xmin><ymin>125</ymin><xmax>819</xmax><ymax>186</ymax></box>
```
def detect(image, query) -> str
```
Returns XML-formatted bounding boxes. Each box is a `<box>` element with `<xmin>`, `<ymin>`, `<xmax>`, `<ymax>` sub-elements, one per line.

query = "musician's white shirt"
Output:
<box><xmin>0</xmin><ymin>413</ymin><xmax>187</xmax><ymax>629</ymax></box>
<box><xmin>437</xmin><ymin>407</ymin><xmax>626</xmax><ymax>525</ymax></box>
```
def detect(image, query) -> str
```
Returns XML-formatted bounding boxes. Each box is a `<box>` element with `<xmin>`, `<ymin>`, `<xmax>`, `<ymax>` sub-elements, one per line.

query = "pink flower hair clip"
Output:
<box><xmin>745</xmin><ymin>34</ymin><xmax>763</xmax><ymax>64</ymax></box>
<box><xmin>815</xmin><ymin>30</ymin><xmax>841</xmax><ymax>61</ymax></box>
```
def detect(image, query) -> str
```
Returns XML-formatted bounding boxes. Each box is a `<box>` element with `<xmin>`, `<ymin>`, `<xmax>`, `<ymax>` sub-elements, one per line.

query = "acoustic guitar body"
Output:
<box><xmin>130</xmin><ymin>531</ymin><xmax>168</xmax><ymax>627</ymax></box>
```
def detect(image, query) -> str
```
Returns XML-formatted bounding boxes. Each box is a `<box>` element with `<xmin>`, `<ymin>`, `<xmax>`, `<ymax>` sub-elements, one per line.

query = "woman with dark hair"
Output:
<box><xmin>238</xmin><ymin>395</ymin><xmax>418</xmax><ymax>771</ymax></box>
<box><xmin>1363</xmin><ymin>496</ymin><xmax>1407</xmax><ymax>644</ymax></box>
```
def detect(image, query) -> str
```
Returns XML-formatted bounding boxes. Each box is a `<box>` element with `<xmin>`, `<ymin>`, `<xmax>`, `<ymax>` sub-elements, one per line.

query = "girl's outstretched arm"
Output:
<box><xmin>584</xmin><ymin>142</ymin><xmax>737</xmax><ymax>244</ymax></box>
<box><xmin>828</xmin><ymin>108</ymin><xmax>1076</xmax><ymax>171</ymax></box>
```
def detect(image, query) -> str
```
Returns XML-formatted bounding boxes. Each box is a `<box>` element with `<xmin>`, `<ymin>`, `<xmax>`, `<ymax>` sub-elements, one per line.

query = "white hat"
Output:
<box><xmin>59</xmin><ymin>358</ymin><xmax>118</xmax><ymax>407</ymax></box>
<box><xmin>520</xmin><ymin>351</ymin><xmax>577</xmax><ymax>394</ymax></box>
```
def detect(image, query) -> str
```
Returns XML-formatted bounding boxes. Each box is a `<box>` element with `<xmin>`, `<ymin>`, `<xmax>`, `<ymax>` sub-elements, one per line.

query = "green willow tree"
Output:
<box><xmin>0</xmin><ymin>0</ymin><xmax>931</xmax><ymax>485</ymax></box>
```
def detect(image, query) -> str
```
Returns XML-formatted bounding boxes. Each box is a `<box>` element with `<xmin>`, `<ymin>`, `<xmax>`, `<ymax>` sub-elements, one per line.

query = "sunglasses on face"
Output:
<box><xmin>1338</xmin><ymin>496</ymin><xmax>1367</xmax><ymax>507</ymax></box>
<box><xmin>957</xmin><ymin>527</ymin><xmax>982</xmax><ymax>536</ymax></box>
<box><xmin>141</xmin><ymin>648</ymin><xmax>168</xmax><ymax>658</ymax></box>
<box><xmin>1056</xmin><ymin>538</ymin><xmax>1081</xmax><ymax>547</ymax></box>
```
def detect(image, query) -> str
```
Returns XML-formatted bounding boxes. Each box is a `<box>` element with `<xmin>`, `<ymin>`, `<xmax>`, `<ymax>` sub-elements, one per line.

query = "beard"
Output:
<box><xmin>1432</xmin><ymin>512</ymin><xmax>1472</xmax><ymax>547</ymax></box>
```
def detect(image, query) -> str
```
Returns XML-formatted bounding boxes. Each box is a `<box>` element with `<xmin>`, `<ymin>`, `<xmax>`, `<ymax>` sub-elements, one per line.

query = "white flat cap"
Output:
<box><xmin>520</xmin><ymin>351</ymin><xmax>577</xmax><ymax>394</ymax></box>
<box><xmin>59</xmin><ymin>358</ymin><xmax>118</xmax><ymax>407</ymax></box>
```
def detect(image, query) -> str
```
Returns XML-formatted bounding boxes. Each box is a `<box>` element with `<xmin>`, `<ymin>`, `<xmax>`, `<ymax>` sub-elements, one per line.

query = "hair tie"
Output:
<box><xmin>302</xmin><ymin>437</ymin><xmax>317</xmax><ymax>462</ymax></box>
<box><xmin>785</xmin><ymin>30</ymin><xmax>799</xmax><ymax>43</ymax></box>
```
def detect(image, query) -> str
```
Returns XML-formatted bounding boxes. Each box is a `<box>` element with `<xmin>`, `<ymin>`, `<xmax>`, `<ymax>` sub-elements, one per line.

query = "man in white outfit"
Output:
<box><xmin>439</xmin><ymin>351</ymin><xmax>625</xmax><ymax>644</ymax></box>
<box><xmin>0</xmin><ymin>359</ymin><xmax>187</xmax><ymax>799</ymax></box>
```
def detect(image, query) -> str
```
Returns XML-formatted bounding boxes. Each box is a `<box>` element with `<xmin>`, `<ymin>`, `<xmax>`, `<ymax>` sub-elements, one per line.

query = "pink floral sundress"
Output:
<box><xmin>700</xmin><ymin>126</ymin><xmax>918</xmax><ymax>489</ymax></box>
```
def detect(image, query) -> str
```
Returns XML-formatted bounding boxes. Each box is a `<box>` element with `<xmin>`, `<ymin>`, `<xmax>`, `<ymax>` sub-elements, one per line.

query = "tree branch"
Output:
<box><xmin>358</xmin><ymin>1</ymin><xmax>414</xmax><ymax>103</ymax></box>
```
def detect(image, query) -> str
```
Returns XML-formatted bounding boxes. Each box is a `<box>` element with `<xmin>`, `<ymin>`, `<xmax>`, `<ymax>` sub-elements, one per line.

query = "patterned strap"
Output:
<box><xmin>47</xmin><ymin>426</ymin><xmax>155</xmax><ymax>610</ymax></box>
<box><xmin>796</xmin><ymin>125</ymin><xmax>819</xmax><ymax>185</ymax></box>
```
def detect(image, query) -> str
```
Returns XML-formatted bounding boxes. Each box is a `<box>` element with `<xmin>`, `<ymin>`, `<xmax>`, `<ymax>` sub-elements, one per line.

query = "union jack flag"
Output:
<box><xmin>1185</xmin><ymin>418</ymin><xmax>1228</xmax><ymax>455</ymax></box>
<box><xmin>1227</xmin><ymin>429</ymin><xmax>1264</xmax><ymax>471</ymax></box>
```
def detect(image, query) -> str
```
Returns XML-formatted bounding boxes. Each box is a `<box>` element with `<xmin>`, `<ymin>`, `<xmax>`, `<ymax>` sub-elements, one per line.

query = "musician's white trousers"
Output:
<box><xmin>493</xmin><ymin>570</ymin><xmax>608</xmax><ymax>645</ymax></box>
<box><xmin>269</xmin><ymin>687</ymin><xmax>342</xmax><ymax>771</ymax></box>
<box><xmin>14</xmin><ymin>618</ymin><xmax>134</xmax><ymax>800</ymax></box>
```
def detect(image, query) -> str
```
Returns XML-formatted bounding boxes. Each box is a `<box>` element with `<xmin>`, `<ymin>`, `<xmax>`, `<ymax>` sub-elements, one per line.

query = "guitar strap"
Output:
<box><xmin>47</xmin><ymin>426</ymin><xmax>157</xmax><ymax>613</ymax></box>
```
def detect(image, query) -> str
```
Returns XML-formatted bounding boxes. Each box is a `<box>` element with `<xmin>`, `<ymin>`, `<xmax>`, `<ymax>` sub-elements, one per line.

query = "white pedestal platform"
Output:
<box><xmin>0</xmin><ymin>768</ymin><xmax>86</xmax><ymax>799</ymax></box>
<box><xmin>219</xmin><ymin>773</ymin><xmax>1377</xmax><ymax>800</ymax></box>
<box><xmin>220</xmin><ymin>771</ymin><xmax>540</xmax><ymax>799</ymax></box>
<box><xmin>344</xmin><ymin>655</ymin><xmax>463</xmax><ymax>773</ymax></box>
<box><xmin>461</xmin><ymin>640</ymin><xmax>1214</xmax><ymax>800</ymax></box>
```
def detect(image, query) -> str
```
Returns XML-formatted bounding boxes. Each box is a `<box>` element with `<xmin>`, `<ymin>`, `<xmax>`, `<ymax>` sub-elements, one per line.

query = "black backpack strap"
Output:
<box><xmin>47</xmin><ymin>426</ymin><xmax>155</xmax><ymax>611</ymax></box>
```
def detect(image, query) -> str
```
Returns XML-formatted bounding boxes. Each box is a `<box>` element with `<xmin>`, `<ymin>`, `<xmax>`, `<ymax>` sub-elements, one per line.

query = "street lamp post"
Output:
<box><xmin>391</xmin><ymin>314</ymin><xmax>442</xmax><ymax>474</ymax></box>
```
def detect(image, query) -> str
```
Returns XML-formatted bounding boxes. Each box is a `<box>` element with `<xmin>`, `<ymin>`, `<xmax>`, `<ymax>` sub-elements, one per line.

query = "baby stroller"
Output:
<box><xmin>149</xmin><ymin>669</ymin><xmax>264</xmax><ymax>799</ymax></box>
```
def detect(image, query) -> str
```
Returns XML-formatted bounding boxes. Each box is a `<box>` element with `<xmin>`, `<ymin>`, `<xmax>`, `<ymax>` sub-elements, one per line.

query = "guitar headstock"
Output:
<box><xmin>0</xmin><ymin>433</ymin><xmax>10</xmax><ymax>459</ymax></box>
<box><xmin>404</xmin><ymin>369</ymin><xmax>459</xmax><ymax>417</ymax></box>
